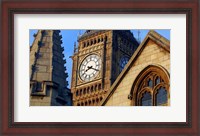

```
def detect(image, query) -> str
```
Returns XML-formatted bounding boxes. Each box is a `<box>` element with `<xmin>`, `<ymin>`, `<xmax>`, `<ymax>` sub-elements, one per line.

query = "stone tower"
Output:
<box><xmin>71</xmin><ymin>30</ymin><xmax>139</xmax><ymax>106</ymax></box>
<box><xmin>30</xmin><ymin>30</ymin><xmax>72</xmax><ymax>106</ymax></box>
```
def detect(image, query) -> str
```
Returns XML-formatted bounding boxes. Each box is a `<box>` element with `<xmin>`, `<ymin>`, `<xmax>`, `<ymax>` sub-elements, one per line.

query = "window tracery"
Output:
<box><xmin>130</xmin><ymin>65</ymin><xmax>170</xmax><ymax>106</ymax></box>
<box><xmin>141</xmin><ymin>91</ymin><xmax>152</xmax><ymax>106</ymax></box>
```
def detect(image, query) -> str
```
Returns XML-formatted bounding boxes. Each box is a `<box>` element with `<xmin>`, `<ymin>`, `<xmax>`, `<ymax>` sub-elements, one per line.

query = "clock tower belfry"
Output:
<box><xmin>71</xmin><ymin>30</ymin><xmax>139</xmax><ymax>106</ymax></box>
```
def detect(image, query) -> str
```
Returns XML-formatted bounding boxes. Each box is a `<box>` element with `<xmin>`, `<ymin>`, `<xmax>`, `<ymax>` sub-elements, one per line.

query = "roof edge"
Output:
<box><xmin>100</xmin><ymin>30</ymin><xmax>170</xmax><ymax>106</ymax></box>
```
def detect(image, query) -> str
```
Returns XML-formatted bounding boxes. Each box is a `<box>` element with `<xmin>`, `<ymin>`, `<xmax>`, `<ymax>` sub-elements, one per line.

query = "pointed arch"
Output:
<box><xmin>129</xmin><ymin>64</ymin><xmax>170</xmax><ymax>106</ymax></box>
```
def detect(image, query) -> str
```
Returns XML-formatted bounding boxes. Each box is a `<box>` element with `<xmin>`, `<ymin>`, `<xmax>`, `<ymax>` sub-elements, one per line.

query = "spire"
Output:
<box><xmin>30</xmin><ymin>30</ymin><xmax>72</xmax><ymax>106</ymax></box>
<box><xmin>73</xmin><ymin>42</ymin><xmax>78</xmax><ymax>53</ymax></box>
<box><xmin>77</xmin><ymin>30</ymin><xmax>82</xmax><ymax>39</ymax></box>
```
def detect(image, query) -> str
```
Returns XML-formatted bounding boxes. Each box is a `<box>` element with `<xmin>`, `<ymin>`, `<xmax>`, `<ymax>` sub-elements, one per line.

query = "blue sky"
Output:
<box><xmin>30</xmin><ymin>30</ymin><xmax>170</xmax><ymax>88</ymax></box>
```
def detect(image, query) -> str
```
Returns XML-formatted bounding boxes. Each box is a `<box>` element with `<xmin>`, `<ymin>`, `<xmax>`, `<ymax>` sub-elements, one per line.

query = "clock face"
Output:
<box><xmin>79</xmin><ymin>54</ymin><xmax>101</xmax><ymax>82</ymax></box>
<box><xmin>120</xmin><ymin>56</ymin><xmax>129</xmax><ymax>72</ymax></box>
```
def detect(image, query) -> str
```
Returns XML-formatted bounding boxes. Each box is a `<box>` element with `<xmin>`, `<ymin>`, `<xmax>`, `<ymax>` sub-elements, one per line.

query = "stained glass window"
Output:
<box><xmin>141</xmin><ymin>92</ymin><xmax>152</xmax><ymax>106</ymax></box>
<box><xmin>155</xmin><ymin>77</ymin><xmax>160</xmax><ymax>85</ymax></box>
<box><xmin>148</xmin><ymin>79</ymin><xmax>153</xmax><ymax>88</ymax></box>
<box><xmin>133</xmin><ymin>66</ymin><xmax>170</xmax><ymax>106</ymax></box>
<box><xmin>156</xmin><ymin>87</ymin><xmax>167</xmax><ymax>105</ymax></box>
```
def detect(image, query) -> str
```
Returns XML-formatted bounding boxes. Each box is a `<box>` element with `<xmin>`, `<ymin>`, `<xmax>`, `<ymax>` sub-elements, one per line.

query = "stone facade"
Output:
<box><xmin>101</xmin><ymin>30</ymin><xmax>170</xmax><ymax>106</ymax></box>
<box><xmin>30</xmin><ymin>30</ymin><xmax>72</xmax><ymax>106</ymax></box>
<box><xmin>71</xmin><ymin>30</ymin><xmax>139</xmax><ymax>106</ymax></box>
<box><xmin>30</xmin><ymin>30</ymin><xmax>169</xmax><ymax>106</ymax></box>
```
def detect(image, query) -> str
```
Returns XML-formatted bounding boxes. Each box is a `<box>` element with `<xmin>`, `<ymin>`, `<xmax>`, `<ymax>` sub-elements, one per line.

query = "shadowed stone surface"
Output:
<box><xmin>30</xmin><ymin>30</ymin><xmax>72</xmax><ymax>106</ymax></box>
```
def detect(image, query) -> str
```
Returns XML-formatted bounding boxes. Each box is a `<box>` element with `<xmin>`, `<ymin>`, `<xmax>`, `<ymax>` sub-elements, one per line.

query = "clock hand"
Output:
<box><xmin>90</xmin><ymin>67</ymin><xmax>99</xmax><ymax>71</ymax></box>
<box><xmin>85</xmin><ymin>66</ymin><xmax>92</xmax><ymax>72</ymax></box>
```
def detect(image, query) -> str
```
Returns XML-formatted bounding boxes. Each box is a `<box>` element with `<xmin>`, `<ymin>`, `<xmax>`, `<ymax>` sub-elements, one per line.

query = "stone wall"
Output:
<box><xmin>30</xmin><ymin>88</ymin><xmax>61</xmax><ymax>106</ymax></box>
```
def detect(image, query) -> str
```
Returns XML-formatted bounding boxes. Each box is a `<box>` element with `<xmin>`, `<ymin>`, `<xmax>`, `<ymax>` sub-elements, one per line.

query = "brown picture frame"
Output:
<box><xmin>1</xmin><ymin>0</ymin><xmax>199</xmax><ymax>135</ymax></box>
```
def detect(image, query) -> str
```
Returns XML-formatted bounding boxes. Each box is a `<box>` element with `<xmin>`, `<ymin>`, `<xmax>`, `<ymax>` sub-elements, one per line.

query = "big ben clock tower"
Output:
<box><xmin>71</xmin><ymin>30</ymin><xmax>139</xmax><ymax>106</ymax></box>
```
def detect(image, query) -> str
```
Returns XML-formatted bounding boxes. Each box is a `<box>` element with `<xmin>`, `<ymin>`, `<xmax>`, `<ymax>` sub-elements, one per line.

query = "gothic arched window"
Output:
<box><xmin>148</xmin><ymin>79</ymin><xmax>153</xmax><ymax>88</ymax></box>
<box><xmin>80</xmin><ymin>89</ymin><xmax>82</xmax><ymax>96</ymax></box>
<box><xmin>130</xmin><ymin>65</ymin><xmax>170</xmax><ymax>106</ymax></box>
<box><xmin>155</xmin><ymin>76</ymin><xmax>160</xmax><ymax>85</ymax></box>
<box><xmin>156</xmin><ymin>87</ymin><xmax>168</xmax><ymax>106</ymax></box>
<box><xmin>88</xmin><ymin>100</ymin><xmax>91</xmax><ymax>105</ymax></box>
<box><xmin>91</xmin><ymin>86</ymin><xmax>94</xmax><ymax>93</ymax></box>
<box><xmin>141</xmin><ymin>91</ymin><xmax>152</xmax><ymax>106</ymax></box>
